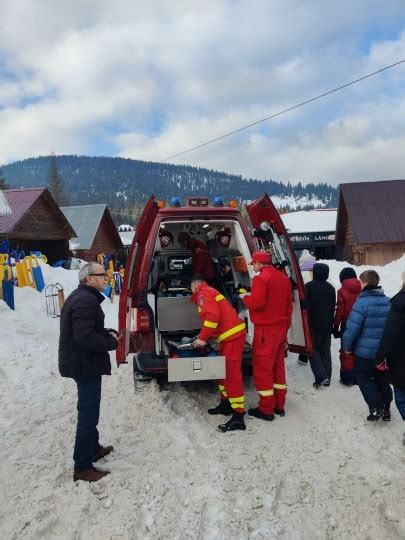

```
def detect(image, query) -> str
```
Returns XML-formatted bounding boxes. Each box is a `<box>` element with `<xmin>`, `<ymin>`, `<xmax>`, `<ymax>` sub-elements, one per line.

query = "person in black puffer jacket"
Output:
<box><xmin>59</xmin><ymin>262</ymin><xmax>120</xmax><ymax>482</ymax></box>
<box><xmin>375</xmin><ymin>271</ymin><xmax>405</xmax><ymax>431</ymax></box>
<box><xmin>305</xmin><ymin>263</ymin><xmax>336</xmax><ymax>387</ymax></box>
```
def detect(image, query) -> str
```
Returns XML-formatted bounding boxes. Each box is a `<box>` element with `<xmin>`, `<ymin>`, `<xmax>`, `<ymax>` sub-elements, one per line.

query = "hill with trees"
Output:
<box><xmin>2</xmin><ymin>155</ymin><xmax>337</xmax><ymax>224</ymax></box>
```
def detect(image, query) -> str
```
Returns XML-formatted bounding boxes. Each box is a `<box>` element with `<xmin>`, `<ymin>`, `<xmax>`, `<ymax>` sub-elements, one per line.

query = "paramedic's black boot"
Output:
<box><xmin>274</xmin><ymin>408</ymin><xmax>285</xmax><ymax>417</ymax></box>
<box><xmin>218</xmin><ymin>412</ymin><xmax>246</xmax><ymax>432</ymax></box>
<box><xmin>248</xmin><ymin>407</ymin><xmax>275</xmax><ymax>421</ymax></box>
<box><xmin>208</xmin><ymin>400</ymin><xmax>232</xmax><ymax>416</ymax></box>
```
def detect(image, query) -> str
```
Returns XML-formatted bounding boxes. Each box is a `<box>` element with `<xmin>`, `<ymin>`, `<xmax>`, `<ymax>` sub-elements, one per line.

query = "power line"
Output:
<box><xmin>160</xmin><ymin>58</ymin><xmax>405</xmax><ymax>163</ymax></box>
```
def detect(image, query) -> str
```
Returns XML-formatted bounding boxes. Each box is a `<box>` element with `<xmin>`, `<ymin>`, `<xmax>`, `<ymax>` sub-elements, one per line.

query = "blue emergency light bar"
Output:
<box><xmin>213</xmin><ymin>196</ymin><xmax>224</xmax><ymax>206</ymax></box>
<box><xmin>170</xmin><ymin>196</ymin><xmax>181</xmax><ymax>206</ymax></box>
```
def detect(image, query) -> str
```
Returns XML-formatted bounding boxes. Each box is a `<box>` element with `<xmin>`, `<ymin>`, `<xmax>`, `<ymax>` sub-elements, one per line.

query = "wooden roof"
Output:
<box><xmin>336</xmin><ymin>180</ymin><xmax>405</xmax><ymax>244</ymax></box>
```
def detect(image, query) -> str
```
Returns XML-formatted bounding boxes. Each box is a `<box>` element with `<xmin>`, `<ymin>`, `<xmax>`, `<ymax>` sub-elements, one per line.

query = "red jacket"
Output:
<box><xmin>189</xmin><ymin>239</ymin><xmax>215</xmax><ymax>279</ymax></box>
<box><xmin>334</xmin><ymin>278</ymin><xmax>362</xmax><ymax>329</ymax></box>
<box><xmin>243</xmin><ymin>265</ymin><xmax>292</xmax><ymax>328</ymax></box>
<box><xmin>191</xmin><ymin>283</ymin><xmax>246</xmax><ymax>343</ymax></box>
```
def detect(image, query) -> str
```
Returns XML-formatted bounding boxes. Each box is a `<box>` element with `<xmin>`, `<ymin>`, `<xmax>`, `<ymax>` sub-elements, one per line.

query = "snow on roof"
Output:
<box><xmin>282</xmin><ymin>209</ymin><xmax>337</xmax><ymax>233</ymax></box>
<box><xmin>0</xmin><ymin>190</ymin><xmax>12</xmax><ymax>216</ymax></box>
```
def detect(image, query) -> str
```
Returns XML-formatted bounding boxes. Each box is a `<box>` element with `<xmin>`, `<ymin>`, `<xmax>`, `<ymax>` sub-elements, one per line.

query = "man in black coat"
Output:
<box><xmin>376</xmin><ymin>272</ymin><xmax>405</xmax><ymax>430</ymax></box>
<box><xmin>305</xmin><ymin>263</ymin><xmax>336</xmax><ymax>387</ymax></box>
<box><xmin>59</xmin><ymin>262</ymin><xmax>120</xmax><ymax>482</ymax></box>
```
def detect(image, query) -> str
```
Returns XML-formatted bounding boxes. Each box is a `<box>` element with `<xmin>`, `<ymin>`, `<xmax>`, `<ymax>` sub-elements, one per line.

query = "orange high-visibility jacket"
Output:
<box><xmin>191</xmin><ymin>283</ymin><xmax>246</xmax><ymax>343</ymax></box>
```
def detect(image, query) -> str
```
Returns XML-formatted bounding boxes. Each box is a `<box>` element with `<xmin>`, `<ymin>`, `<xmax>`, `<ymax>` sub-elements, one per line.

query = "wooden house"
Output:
<box><xmin>61</xmin><ymin>204</ymin><xmax>123</xmax><ymax>262</ymax></box>
<box><xmin>0</xmin><ymin>188</ymin><xmax>76</xmax><ymax>262</ymax></box>
<box><xmin>335</xmin><ymin>180</ymin><xmax>405</xmax><ymax>265</ymax></box>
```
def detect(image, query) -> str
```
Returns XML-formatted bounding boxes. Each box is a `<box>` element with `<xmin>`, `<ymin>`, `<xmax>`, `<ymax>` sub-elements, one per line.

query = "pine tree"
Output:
<box><xmin>0</xmin><ymin>169</ymin><xmax>9</xmax><ymax>190</ymax></box>
<box><xmin>47</xmin><ymin>153</ymin><xmax>69</xmax><ymax>205</ymax></box>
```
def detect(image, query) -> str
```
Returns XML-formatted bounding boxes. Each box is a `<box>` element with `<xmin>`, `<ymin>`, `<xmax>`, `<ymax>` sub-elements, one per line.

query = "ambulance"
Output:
<box><xmin>117</xmin><ymin>194</ymin><xmax>312</xmax><ymax>381</ymax></box>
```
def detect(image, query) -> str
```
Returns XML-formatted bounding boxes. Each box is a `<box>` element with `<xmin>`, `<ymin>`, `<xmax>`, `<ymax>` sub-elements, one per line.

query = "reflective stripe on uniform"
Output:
<box><xmin>229</xmin><ymin>396</ymin><xmax>245</xmax><ymax>409</ymax></box>
<box><xmin>258</xmin><ymin>389</ymin><xmax>274</xmax><ymax>396</ymax></box>
<box><xmin>203</xmin><ymin>320</ymin><xmax>218</xmax><ymax>329</ymax></box>
<box><xmin>218</xmin><ymin>384</ymin><xmax>228</xmax><ymax>397</ymax></box>
<box><xmin>273</xmin><ymin>383</ymin><xmax>287</xmax><ymax>390</ymax></box>
<box><xmin>217</xmin><ymin>322</ymin><xmax>246</xmax><ymax>343</ymax></box>
<box><xmin>215</xmin><ymin>294</ymin><xmax>225</xmax><ymax>302</ymax></box>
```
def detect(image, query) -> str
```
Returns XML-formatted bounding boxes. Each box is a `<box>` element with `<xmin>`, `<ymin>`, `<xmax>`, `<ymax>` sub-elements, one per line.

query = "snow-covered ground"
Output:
<box><xmin>1</xmin><ymin>258</ymin><xmax>405</xmax><ymax>539</ymax></box>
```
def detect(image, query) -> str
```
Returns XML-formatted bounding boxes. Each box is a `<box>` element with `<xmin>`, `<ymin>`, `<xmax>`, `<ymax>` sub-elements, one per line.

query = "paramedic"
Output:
<box><xmin>243</xmin><ymin>251</ymin><xmax>293</xmax><ymax>421</ymax></box>
<box><xmin>178</xmin><ymin>232</ymin><xmax>215</xmax><ymax>280</ymax></box>
<box><xmin>191</xmin><ymin>275</ymin><xmax>246</xmax><ymax>432</ymax></box>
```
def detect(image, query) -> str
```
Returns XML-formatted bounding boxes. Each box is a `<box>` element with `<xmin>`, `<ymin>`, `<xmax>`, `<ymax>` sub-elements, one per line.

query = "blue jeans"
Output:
<box><xmin>394</xmin><ymin>387</ymin><xmax>405</xmax><ymax>420</ymax></box>
<box><xmin>354</xmin><ymin>356</ymin><xmax>392</xmax><ymax>411</ymax></box>
<box><xmin>73</xmin><ymin>375</ymin><xmax>102</xmax><ymax>471</ymax></box>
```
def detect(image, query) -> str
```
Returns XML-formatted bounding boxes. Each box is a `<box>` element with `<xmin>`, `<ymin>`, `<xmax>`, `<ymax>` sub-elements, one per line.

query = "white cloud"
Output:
<box><xmin>0</xmin><ymin>0</ymin><xmax>404</xmax><ymax>187</ymax></box>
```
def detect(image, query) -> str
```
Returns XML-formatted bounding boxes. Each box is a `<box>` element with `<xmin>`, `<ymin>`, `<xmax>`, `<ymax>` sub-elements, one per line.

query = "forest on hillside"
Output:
<box><xmin>2</xmin><ymin>155</ymin><xmax>338</xmax><ymax>224</ymax></box>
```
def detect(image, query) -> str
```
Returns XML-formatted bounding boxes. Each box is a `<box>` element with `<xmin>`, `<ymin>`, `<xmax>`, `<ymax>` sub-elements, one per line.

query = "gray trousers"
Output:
<box><xmin>310</xmin><ymin>335</ymin><xmax>332</xmax><ymax>383</ymax></box>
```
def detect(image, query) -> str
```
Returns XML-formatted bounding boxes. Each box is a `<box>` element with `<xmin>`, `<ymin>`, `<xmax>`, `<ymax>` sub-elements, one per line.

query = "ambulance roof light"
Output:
<box><xmin>170</xmin><ymin>196</ymin><xmax>181</xmax><ymax>206</ymax></box>
<box><xmin>214</xmin><ymin>196</ymin><xmax>224</xmax><ymax>206</ymax></box>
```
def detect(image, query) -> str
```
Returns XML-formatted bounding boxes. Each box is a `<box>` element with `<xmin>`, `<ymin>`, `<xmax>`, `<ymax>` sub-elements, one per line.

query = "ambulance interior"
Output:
<box><xmin>147</xmin><ymin>220</ymin><xmax>255</xmax><ymax>358</ymax></box>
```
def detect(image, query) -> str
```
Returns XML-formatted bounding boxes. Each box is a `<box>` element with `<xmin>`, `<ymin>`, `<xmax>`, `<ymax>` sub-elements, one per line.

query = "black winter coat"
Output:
<box><xmin>305</xmin><ymin>263</ymin><xmax>336</xmax><ymax>337</ymax></box>
<box><xmin>376</xmin><ymin>288</ymin><xmax>405</xmax><ymax>390</ymax></box>
<box><xmin>58</xmin><ymin>284</ymin><xmax>118</xmax><ymax>379</ymax></box>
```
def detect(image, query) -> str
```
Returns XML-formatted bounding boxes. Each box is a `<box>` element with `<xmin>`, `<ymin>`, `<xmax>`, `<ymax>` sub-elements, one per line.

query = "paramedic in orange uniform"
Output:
<box><xmin>190</xmin><ymin>275</ymin><xmax>247</xmax><ymax>432</ymax></box>
<box><xmin>178</xmin><ymin>232</ymin><xmax>215</xmax><ymax>280</ymax></box>
<box><xmin>243</xmin><ymin>251</ymin><xmax>293</xmax><ymax>421</ymax></box>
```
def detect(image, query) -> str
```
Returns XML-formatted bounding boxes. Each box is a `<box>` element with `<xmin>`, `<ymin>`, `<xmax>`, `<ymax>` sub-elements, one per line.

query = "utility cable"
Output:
<box><xmin>160</xmin><ymin>58</ymin><xmax>405</xmax><ymax>163</ymax></box>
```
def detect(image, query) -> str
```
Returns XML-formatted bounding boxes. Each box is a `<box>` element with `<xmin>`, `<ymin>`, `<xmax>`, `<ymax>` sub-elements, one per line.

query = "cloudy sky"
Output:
<box><xmin>0</xmin><ymin>1</ymin><xmax>405</xmax><ymax>186</ymax></box>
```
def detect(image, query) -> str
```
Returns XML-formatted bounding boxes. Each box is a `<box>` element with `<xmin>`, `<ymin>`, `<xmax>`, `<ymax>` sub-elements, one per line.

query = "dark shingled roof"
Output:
<box><xmin>338</xmin><ymin>180</ymin><xmax>405</xmax><ymax>244</ymax></box>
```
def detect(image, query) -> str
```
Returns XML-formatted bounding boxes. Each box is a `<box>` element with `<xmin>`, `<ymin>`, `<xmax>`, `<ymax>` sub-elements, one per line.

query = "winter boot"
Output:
<box><xmin>73</xmin><ymin>466</ymin><xmax>110</xmax><ymax>482</ymax></box>
<box><xmin>367</xmin><ymin>409</ymin><xmax>381</xmax><ymax>422</ymax></box>
<box><xmin>297</xmin><ymin>355</ymin><xmax>308</xmax><ymax>365</ymax></box>
<box><xmin>208</xmin><ymin>400</ymin><xmax>233</xmax><ymax>416</ymax></box>
<box><xmin>218</xmin><ymin>412</ymin><xmax>246</xmax><ymax>432</ymax></box>
<box><xmin>340</xmin><ymin>379</ymin><xmax>354</xmax><ymax>387</ymax></box>
<box><xmin>274</xmin><ymin>408</ymin><xmax>285</xmax><ymax>417</ymax></box>
<box><xmin>248</xmin><ymin>407</ymin><xmax>275</xmax><ymax>421</ymax></box>
<box><xmin>379</xmin><ymin>406</ymin><xmax>391</xmax><ymax>422</ymax></box>
<box><xmin>93</xmin><ymin>445</ymin><xmax>114</xmax><ymax>462</ymax></box>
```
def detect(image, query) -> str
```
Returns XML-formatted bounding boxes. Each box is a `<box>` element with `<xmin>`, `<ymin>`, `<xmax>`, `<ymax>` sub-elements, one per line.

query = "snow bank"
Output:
<box><xmin>1</xmin><ymin>260</ymin><xmax>405</xmax><ymax>539</ymax></box>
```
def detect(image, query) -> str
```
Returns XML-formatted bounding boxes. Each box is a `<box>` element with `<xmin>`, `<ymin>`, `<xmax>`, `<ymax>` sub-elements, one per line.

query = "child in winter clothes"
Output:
<box><xmin>342</xmin><ymin>270</ymin><xmax>392</xmax><ymax>421</ymax></box>
<box><xmin>333</xmin><ymin>267</ymin><xmax>362</xmax><ymax>385</ymax></box>
<box><xmin>375</xmin><ymin>271</ymin><xmax>405</xmax><ymax>440</ymax></box>
<box><xmin>305</xmin><ymin>263</ymin><xmax>336</xmax><ymax>387</ymax></box>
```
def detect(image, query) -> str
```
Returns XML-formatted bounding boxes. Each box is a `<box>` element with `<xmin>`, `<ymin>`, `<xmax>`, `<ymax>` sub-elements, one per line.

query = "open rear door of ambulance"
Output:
<box><xmin>117</xmin><ymin>196</ymin><xmax>159</xmax><ymax>365</ymax></box>
<box><xmin>245</xmin><ymin>193</ymin><xmax>313</xmax><ymax>355</ymax></box>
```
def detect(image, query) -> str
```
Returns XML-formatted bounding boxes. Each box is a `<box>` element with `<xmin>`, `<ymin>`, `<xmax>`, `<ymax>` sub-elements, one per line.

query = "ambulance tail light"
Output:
<box><xmin>136</xmin><ymin>308</ymin><xmax>151</xmax><ymax>332</ymax></box>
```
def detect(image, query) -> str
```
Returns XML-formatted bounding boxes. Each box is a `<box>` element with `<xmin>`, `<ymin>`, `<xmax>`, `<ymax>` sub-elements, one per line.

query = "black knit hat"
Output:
<box><xmin>339</xmin><ymin>267</ymin><xmax>357</xmax><ymax>283</ymax></box>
